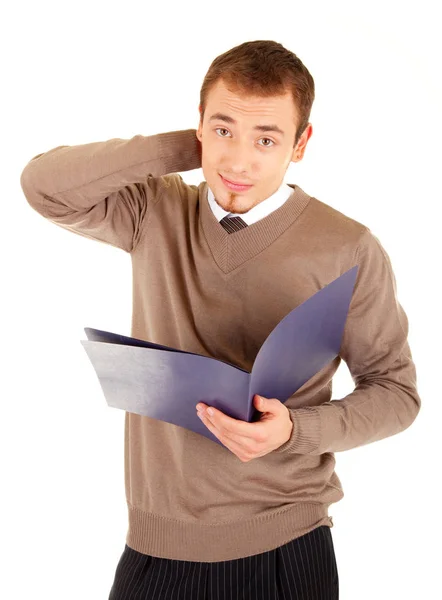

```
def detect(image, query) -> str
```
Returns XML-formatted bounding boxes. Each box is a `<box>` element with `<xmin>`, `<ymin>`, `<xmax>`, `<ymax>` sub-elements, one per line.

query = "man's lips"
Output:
<box><xmin>220</xmin><ymin>175</ymin><xmax>253</xmax><ymax>189</ymax></box>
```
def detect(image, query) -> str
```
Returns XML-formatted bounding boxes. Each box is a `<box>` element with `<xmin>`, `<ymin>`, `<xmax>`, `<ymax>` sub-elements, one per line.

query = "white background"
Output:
<box><xmin>2</xmin><ymin>0</ymin><xmax>440</xmax><ymax>598</ymax></box>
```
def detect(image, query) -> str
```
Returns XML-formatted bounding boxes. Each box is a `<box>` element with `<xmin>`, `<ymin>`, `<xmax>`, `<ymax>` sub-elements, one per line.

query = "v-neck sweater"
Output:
<box><xmin>20</xmin><ymin>128</ymin><xmax>421</xmax><ymax>562</ymax></box>
<box><xmin>201</xmin><ymin>180</ymin><xmax>311</xmax><ymax>273</ymax></box>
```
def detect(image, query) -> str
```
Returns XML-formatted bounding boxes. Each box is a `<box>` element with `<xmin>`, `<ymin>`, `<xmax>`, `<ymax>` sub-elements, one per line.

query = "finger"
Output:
<box><xmin>197</xmin><ymin>411</ymin><xmax>222</xmax><ymax>439</ymax></box>
<box><xmin>205</xmin><ymin>408</ymin><xmax>265</xmax><ymax>442</ymax></box>
<box><xmin>202</xmin><ymin>416</ymin><xmax>263</xmax><ymax>461</ymax></box>
<box><xmin>198</xmin><ymin>412</ymin><xmax>232</xmax><ymax>448</ymax></box>
<box><xmin>198</xmin><ymin>412</ymin><xmax>250</xmax><ymax>458</ymax></box>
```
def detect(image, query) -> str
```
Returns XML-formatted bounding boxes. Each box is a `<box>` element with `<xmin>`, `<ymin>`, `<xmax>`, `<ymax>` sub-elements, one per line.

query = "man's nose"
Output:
<box><xmin>224</xmin><ymin>144</ymin><xmax>252</xmax><ymax>173</ymax></box>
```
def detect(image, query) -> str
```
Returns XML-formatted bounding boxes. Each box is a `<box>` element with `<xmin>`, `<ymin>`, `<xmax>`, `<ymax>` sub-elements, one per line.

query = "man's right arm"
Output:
<box><xmin>19</xmin><ymin>129</ymin><xmax>201</xmax><ymax>252</ymax></box>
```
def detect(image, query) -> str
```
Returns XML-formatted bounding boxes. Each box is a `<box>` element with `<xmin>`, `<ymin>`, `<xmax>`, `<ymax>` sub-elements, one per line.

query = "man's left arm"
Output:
<box><xmin>274</xmin><ymin>227</ymin><xmax>422</xmax><ymax>456</ymax></box>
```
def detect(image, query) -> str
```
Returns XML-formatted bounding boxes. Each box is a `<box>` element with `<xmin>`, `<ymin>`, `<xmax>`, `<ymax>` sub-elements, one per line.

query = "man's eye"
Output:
<box><xmin>215</xmin><ymin>128</ymin><xmax>230</xmax><ymax>136</ymax></box>
<box><xmin>259</xmin><ymin>138</ymin><xmax>274</xmax><ymax>147</ymax></box>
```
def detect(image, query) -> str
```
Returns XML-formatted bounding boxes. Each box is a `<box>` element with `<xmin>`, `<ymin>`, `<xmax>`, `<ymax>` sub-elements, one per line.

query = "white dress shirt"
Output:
<box><xmin>207</xmin><ymin>180</ymin><xmax>294</xmax><ymax>225</ymax></box>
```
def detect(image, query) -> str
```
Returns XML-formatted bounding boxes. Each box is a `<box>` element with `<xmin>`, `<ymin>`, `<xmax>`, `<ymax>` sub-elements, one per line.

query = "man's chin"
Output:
<box><xmin>217</xmin><ymin>198</ymin><xmax>251</xmax><ymax>215</ymax></box>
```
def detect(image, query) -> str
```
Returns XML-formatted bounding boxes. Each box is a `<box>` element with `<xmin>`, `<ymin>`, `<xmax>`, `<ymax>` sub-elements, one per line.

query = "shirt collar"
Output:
<box><xmin>207</xmin><ymin>180</ymin><xmax>294</xmax><ymax>225</ymax></box>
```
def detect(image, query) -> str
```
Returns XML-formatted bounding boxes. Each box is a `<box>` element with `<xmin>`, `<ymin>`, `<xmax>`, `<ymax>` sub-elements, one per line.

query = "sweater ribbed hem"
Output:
<box><xmin>125</xmin><ymin>501</ymin><xmax>333</xmax><ymax>562</ymax></box>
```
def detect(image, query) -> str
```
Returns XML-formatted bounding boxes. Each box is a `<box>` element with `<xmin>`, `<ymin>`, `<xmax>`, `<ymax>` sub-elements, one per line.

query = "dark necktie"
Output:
<box><xmin>219</xmin><ymin>215</ymin><xmax>248</xmax><ymax>234</ymax></box>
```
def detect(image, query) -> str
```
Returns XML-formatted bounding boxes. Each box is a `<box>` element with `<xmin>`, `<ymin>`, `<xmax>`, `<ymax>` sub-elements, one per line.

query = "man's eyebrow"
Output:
<box><xmin>208</xmin><ymin>112</ymin><xmax>285</xmax><ymax>136</ymax></box>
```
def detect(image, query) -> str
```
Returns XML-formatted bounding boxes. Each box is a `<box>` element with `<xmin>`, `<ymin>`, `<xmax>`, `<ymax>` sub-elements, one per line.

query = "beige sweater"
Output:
<box><xmin>20</xmin><ymin>128</ymin><xmax>421</xmax><ymax>562</ymax></box>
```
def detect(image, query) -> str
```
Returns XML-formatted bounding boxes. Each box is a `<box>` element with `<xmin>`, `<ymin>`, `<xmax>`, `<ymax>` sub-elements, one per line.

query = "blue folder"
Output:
<box><xmin>81</xmin><ymin>265</ymin><xmax>358</xmax><ymax>446</ymax></box>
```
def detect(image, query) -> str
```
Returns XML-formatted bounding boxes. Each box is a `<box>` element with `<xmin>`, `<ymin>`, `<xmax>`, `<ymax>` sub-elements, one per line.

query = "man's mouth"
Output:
<box><xmin>220</xmin><ymin>174</ymin><xmax>253</xmax><ymax>191</ymax></box>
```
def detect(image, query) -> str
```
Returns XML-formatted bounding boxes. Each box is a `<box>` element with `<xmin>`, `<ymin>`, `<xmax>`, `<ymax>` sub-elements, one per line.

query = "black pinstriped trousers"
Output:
<box><xmin>108</xmin><ymin>525</ymin><xmax>339</xmax><ymax>599</ymax></box>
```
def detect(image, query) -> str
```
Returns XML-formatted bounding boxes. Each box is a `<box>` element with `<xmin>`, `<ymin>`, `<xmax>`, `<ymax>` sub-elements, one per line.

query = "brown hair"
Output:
<box><xmin>199</xmin><ymin>40</ymin><xmax>315</xmax><ymax>148</ymax></box>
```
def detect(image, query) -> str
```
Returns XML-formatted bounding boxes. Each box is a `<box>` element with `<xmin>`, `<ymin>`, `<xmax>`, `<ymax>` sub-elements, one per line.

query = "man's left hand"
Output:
<box><xmin>196</xmin><ymin>394</ymin><xmax>293</xmax><ymax>462</ymax></box>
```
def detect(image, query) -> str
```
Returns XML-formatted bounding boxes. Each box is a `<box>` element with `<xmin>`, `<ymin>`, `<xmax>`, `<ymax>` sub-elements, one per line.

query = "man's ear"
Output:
<box><xmin>196</xmin><ymin>105</ymin><xmax>204</xmax><ymax>141</ymax></box>
<box><xmin>291</xmin><ymin>123</ymin><xmax>313</xmax><ymax>163</ymax></box>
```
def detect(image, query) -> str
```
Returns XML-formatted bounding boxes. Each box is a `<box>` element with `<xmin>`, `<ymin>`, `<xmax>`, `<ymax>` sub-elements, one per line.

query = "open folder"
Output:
<box><xmin>81</xmin><ymin>265</ymin><xmax>358</xmax><ymax>447</ymax></box>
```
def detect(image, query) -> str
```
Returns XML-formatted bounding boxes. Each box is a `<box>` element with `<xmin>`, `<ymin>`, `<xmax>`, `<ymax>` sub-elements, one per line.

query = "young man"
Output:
<box><xmin>20</xmin><ymin>40</ymin><xmax>421</xmax><ymax>599</ymax></box>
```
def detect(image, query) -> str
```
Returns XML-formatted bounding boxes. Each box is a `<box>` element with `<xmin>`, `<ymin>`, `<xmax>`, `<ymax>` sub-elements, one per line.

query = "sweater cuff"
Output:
<box><xmin>158</xmin><ymin>129</ymin><xmax>201</xmax><ymax>174</ymax></box>
<box><xmin>273</xmin><ymin>407</ymin><xmax>321</xmax><ymax>454</ymax></box>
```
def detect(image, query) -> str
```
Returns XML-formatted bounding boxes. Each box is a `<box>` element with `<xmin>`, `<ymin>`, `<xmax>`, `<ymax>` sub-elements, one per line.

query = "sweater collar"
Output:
<box><xmin>199</xmin><ymin>181</ymin><xmax>311</xmax><ymax>273</ymax></box>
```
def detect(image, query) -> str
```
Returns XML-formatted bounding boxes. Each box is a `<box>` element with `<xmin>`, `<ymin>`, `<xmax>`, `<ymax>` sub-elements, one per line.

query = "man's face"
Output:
<box><xmin>196</xmin><ymin>78</ymin><xmax>313</xmax><ymax>214</ymax></box>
